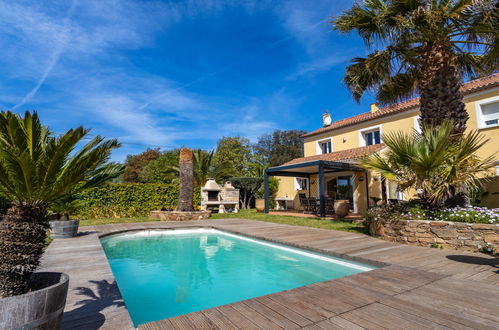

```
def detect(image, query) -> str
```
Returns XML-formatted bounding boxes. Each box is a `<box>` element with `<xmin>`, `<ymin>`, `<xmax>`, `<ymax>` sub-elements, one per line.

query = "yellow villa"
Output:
<box><xmin>263</xmin><ymin>74</ymin><xmax>499</xmax><ymax>217</ymax></box>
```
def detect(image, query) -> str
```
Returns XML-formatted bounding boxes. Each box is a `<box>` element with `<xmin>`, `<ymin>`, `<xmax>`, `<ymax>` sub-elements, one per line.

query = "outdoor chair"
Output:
<box><xmin>325</xmin><ymin>198</ymin><xmax>335</xmax><ymax>215</ymax></box>
<box><xmin>301</xmin><ymin>197</ymin><xmax>313</xmax><ymax>214</ymax></box>
<box><xmin>307</xmin><ymin>197</ymin><xmax>320</xmax><ymax>215</ymax></box>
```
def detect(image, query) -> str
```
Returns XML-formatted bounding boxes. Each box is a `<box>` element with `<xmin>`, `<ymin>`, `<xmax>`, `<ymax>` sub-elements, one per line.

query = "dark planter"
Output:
<box><xmin>0</xmin><ymin>272</ymin><xmax>69</xmax><ymax>330</ymax></box>
<box><xmin>49</xmin><ymin>219</ymin><xmax>80</xmax><ymax>239</ymax></box>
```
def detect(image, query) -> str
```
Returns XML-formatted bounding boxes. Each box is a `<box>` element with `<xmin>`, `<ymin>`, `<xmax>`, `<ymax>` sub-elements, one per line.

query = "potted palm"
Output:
<box><xmin>0</xmin><ymin>111</ymin><xmax>122</xmax><ymax>329</ymax></box>
<box><xmin>49</xmin><ymin>197</ymin><xmax>83</xmax><ymax>238</ymax></box>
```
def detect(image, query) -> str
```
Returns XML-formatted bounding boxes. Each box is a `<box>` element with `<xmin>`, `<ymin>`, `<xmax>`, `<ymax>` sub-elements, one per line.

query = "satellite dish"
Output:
<box><xmin>322</xmin><ymin>111</ymin><xmax>332</xmax><ymax>127</ymax></box>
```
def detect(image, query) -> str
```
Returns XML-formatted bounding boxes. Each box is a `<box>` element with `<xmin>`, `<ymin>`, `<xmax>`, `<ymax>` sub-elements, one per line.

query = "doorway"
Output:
<box><xmin>326</xmin><ymin>175</ymin><xmax>354</xmax><ymax>210</ymax></box>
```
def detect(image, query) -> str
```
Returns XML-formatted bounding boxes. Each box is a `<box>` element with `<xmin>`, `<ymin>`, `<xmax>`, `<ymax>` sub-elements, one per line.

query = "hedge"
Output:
<box><xmin>75</xmin><ymin>183</ymin><xmax>201</xmax><ymax>219</ymax></box>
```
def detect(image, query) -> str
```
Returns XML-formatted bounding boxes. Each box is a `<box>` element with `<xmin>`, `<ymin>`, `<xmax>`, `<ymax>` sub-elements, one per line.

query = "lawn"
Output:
<box><xmin>80</xmin><ymin>209</ymin><xmax>367</xmax><ymax>234</ymax></box>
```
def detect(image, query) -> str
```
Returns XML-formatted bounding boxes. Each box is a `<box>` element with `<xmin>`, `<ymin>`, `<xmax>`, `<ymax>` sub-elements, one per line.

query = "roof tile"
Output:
<box><xmin>304</xmin><ymin>73</ymin><xmax>499</xmax><ymax>138</ymax></box>
<box><xmin>282</xmin><ymin>144</ymin><xmax>385</xmax><ymax>166</ymax></box>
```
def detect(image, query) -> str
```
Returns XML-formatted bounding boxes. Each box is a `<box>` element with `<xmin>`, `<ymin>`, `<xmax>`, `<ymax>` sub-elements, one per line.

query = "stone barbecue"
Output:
<box><xmin>201</xmin><ymin>179</ymin><xmax>239</xmax><ymax>213</ymax></box>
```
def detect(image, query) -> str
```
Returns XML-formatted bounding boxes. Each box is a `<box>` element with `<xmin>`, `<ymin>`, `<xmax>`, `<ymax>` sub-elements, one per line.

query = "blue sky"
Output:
<box><xmin>0</xmin><ymin>0</ymin><xmax>376</xmax><ymax>161</ymax></box>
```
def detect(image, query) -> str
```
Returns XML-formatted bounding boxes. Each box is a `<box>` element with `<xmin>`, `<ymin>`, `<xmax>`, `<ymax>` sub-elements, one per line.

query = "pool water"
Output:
<box><xmin>100</xmin><ymin>228</ymin><xmax>375</xmax><ymax>327</ymax></box>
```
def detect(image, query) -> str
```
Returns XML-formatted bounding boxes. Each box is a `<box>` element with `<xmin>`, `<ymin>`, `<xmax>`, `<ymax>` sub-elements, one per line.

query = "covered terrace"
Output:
<box><xmin>263</xmin><ymin>159</ymin><xmax>369</xmax><ymax>217</ymax></box>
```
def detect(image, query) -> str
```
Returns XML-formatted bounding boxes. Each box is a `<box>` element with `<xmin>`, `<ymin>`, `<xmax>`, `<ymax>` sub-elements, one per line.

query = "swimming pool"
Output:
<box><xmin>100</xmin><ymin>228</ymin><xmax>376</xmax><ymax>327</ymax></box>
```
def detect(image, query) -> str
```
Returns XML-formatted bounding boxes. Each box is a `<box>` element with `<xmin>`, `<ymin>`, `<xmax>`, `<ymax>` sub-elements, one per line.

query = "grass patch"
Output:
<box><xmin>211</xmin><ymin>209</ymin><xmax>367</xmax><ymax>234</ymax></box>
<box><xmin>78</xmin><ymin>209</ymin><xmax>367</xmax><ymax>234</ymax></box>
<box><xmin>79</xmin><ymin>217</ymin><xmax>154</xmax><ymax>227</ymax></box>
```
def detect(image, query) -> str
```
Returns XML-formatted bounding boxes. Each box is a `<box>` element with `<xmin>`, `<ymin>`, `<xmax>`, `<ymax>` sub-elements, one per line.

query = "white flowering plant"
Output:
<box><xmin>402</xmin><ymin>206</ymin><xmax>499</xmax><ymax>224</ymax></box>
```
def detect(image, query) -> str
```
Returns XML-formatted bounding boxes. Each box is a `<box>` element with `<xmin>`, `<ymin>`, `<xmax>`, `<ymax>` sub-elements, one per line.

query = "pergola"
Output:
<box><xmin>264</xmin><ymin>160</ymin><xmax>368</xmax><ymax>217</ymax></box>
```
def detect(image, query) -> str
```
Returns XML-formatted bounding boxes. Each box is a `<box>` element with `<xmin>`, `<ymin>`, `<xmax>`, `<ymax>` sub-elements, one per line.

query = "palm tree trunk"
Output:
<box><xmin>0</xmin><ymin>203</ymin><xmax>47</xmax><ymax>297</ymax></box>
<box><xmin>419</xmin><ymin>42</ymin><xmax>468</xmax><ymax>134</ymax></box>
<box><xmin>178</xmin><ymin>148</ymin><xmax>194</xmax><ymax>211</ymax></box>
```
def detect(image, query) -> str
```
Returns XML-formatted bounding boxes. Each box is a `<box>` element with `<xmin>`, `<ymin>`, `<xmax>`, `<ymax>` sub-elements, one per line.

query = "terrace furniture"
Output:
<box><xmin>325</xmin><ymin>198</ymin><xmax>335</xmax><ymax>215</ymax></box>
<box><xmin>307</xmin><ymin>197</ymin><xmax>320</xmax><ymax>215</ymax></box>
<box><xmin>275</xmin><ymin>197</ymin><xmax>293</xmax><ymax>210</ymax></box>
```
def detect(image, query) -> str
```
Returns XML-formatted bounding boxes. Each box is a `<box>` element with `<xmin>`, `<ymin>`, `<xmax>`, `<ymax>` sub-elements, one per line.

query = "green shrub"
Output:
<box><xmin>75</xmin><ymin>183</ymin><xmax>201</xmax><ymax>219</ymax></box>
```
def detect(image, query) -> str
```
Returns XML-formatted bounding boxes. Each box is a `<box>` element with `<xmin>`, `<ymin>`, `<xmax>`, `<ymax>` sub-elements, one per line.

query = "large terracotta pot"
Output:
<box><xmin>334</xmin><ymin>200</ymin><xmax>350</xmax><ymax>218</ymax></box>
<box><xmin>369</xmin><ymin>220</ymin><xmax>385</xmax><ymax>237</ymax></box>
<box><xmin>255</xmin><ymin>199</ymin><xmax>265</xmax><ymax>212</ymax></box>
<box><xmin>0</xmin><ymin>272</ymin><xmax>69</xmax><ymax>330</ymax></box>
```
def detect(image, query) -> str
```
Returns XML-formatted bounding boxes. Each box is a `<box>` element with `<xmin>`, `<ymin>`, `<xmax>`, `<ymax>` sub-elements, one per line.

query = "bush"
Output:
<box><xmin>75</xmin><ymin>183</ymin><xmax>201</xmax><ymax>219</ymax></box>
<box><xmin>429</xmin><ymin>207</ymin><xmax>498</xmax><ymax>224</ymax></box>
<box><xmin>365</xmin><ymin>200</ymin><xmax>498</xmax><ymax>229</ymax></box>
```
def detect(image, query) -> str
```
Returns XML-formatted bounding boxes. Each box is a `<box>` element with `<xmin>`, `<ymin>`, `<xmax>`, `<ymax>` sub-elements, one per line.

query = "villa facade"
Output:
<box><xmin>265</xmin><ymin>74</ymin><xmax>499</xmax><ymax>215</ymax></box>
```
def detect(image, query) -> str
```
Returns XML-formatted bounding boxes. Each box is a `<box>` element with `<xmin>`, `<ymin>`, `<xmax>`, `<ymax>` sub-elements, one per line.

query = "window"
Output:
<box><xmin>294</xmin><ymin>177</ymin><xmax>308</xmax><ymax>191</ymax></box>
<box><xmin>359</xmin><ymin>125</ymin><xmax>382</xmax><ymax>147</ymax></box>
<box><xmin>316</xmin><ymin>138</ymin><xmax>332</xmax><ymax>154</ymax></box>
<box><xmin>364</xmin><ymin>130</ymin><xmax>381</xmax><ymax>145</ymax></box>
<box><xmin>319</xmin><ymin>140</ymin><xmax>332</xmax><ymax>154</ymax></box>
<box><xmin>476</xmin><ymin>96</ymin><xmax>499</xmax><ymax>128</ymax></box>
<box><xmin>413</xmin><ymin>117</ymin><xmax>421</xmax><ymax>133</ymax></box>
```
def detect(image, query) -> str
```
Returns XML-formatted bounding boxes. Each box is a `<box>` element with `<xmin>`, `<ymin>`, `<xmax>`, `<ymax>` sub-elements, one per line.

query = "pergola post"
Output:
<box><xmin>264</xmin><ymin>171</ymin><xmax>269</xmax><ymax>213</ymax></box>
<box><xmin>318</xmin><ymin>163</ymin><xmax>325</xmax><ymax>218</ymax></box>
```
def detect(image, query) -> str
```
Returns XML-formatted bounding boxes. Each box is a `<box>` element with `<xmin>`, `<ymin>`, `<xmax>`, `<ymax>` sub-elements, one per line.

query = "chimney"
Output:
<box><xmin>370</xmin><ymin>103</ymin><xmax>379</xmax><ymax>113</ymax></box>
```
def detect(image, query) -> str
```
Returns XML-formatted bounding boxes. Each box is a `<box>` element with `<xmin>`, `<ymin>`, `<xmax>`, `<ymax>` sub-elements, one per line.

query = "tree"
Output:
<box><xmin>332</xmin><ymin>0</ymin><xmax>498</xmax><ymax>133</ymax></box>
<box><xmin>192</xmin><ymin>149</ymin><xmax>214</xmax><ymax>186</ymax></box>
<box><xmin>0</xmin><ymin>111</ymin><xmax>122</xmax><ymax>297</ymax></box>
<box><xmin>140</xmin><ymin>149</ymin><xmax>180</xmax><ymax>184</ymax></box>
<box><xmin>178</xmin><ymin>148</ymin><xmax>194</xmax><ymax>211</ymax></box>
<box><xmin>254</xmin><ymin>129</ymin><xmax>306</xmax><ymax>166</ymax></box>
<box><xmin>229</xmin><ymin>177</ymin><xmax>263</xmax><ymax>209</ymax></box>
<box><xmin>213</xmin><ymin>136</ymin><xmax>251</xmax><ymax>179</ymax></box>
<box><xmin>361</xmin><ymin>122</ymin><xmax>496</xmax><ymax>207</ymax></box>
<box><xmin>123</xmin><ymin>148</ymin><xmax>160</xmax><ymax>182</ymax></box>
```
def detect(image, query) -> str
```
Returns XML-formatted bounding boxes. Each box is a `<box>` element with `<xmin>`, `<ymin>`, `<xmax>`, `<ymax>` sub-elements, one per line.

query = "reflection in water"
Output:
<box><xmin>101</xmin><ymin>230</ymin><xmax>372</xmax><ymax>327</ymax></box>
<box><xmin>199</xmin><ymin>235</ymin><xmax>234</xmax><ymax>259</ymax></box>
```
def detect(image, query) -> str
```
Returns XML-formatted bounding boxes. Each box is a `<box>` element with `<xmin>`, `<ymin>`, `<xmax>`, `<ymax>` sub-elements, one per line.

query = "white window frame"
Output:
<box><xmin>475</xmin><ymin>95</ymin><xmax>499</xmax><ymax>129</ymax></box>
<box><xmin>358</xmin><ymin>125</ymin><xmax>382</xmax><ymax>147</ymax></box>
<box><xmin>316</xmin><ymin>137</ymin><xmax>333</xmax><ymax>155</ymax></box>
<box><xmin>294</xmin><ymin>177</ymin><xmax>309</xmax><ymax>191</ymax></box>
<box><xmin>413</xmin><ymin>116</ymin><xmax>422</xmax><ymax>133</ymax></box>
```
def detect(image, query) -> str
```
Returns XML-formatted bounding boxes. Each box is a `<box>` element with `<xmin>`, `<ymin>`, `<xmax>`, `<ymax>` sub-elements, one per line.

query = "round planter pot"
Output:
<box><xmin>334</xmin><ymin>200</ymin><xmax>350</xmax><ymax>218</ymax></box>
<box><xmin>0</xmin><ymin>272</ymin><xmax>69</xmax><ymax>330</ymax></box>
<box><xmin>49</xmin><ymin>219</ymin><xmax>80</xmax><ymax>239</ymax></box>
<box><xmin>255</xmin><ymin>199</ymin><xmax>265</xmax><ymax>213</ymax></box>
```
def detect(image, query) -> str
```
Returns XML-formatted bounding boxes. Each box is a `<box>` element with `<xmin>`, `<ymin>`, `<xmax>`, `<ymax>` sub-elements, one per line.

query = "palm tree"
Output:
<box><xmin>332</xmin><ymin>0</ymin><xmax>498</xmax><ymax>133</ymax></box>
<box><xmin>0</xmin><ymin>111</ymin><xmax>122</xmax><ymax>297</ymax></box>
<box><xmin>192</xmin><ymin>149</ymin><xmax>214</xmax><ymax>186</ymax></box>
<box><xmin>361</xmin><ymin>122</ymin><xmax>496</xmax><ymax>206</ymax></box>
<box><xmin>178</xmin><ymin>147</ymin><xmax>194</xmax><ymax>211</ymax></box>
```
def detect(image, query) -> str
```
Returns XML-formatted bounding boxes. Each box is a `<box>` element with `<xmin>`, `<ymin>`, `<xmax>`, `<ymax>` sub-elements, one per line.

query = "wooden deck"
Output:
<box><xmin>39</xmin><ymin>218</ymin><xmax>499</xmax><ymax>329</ymax></box>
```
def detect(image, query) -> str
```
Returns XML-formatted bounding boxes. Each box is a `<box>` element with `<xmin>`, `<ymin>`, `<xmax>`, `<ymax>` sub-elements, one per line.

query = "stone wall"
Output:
<box><xmin>381</xmin><ymin>219</ymin><xmax>499</xmax><ymax>253</ymax></box>
<box><xmin>150</xmin><ymin>210</ymin><xmax>211</xmax><ymax>221</ymax></box>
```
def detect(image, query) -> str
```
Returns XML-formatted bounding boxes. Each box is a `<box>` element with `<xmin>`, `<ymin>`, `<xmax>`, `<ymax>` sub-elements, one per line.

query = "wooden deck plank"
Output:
<box><xmin>257</xmin><ymin>296</ymin><xmax>313</xmax><ymax>327</ymax></box>
<box><xmin>215</xmin><ymin>305</ymin><xmax>260</xmax><ymax>330</ymax></box>
<box><xmin>230</xmin><ymin>302</ymin><xmax>283</xmax><ymax>329</ymax></box>
<box><xmin>378</xmin><ymin>296</ymin><xmax>482</xmax><ymax>330</ymax></box>
<box><xmin>168</xmin><ymin>314</ymin><xmax>196</xmax><ymax>330</ymax></box>
<box><xmin>321</xmin><ymin>317</ymin><xmax>366</xmax><ymax>330</ymax></box>
<box><xmin>200</xmin><ymin>308</ymin><xmax>238</xmax><ymax>330</ymax></box>
<box><xmin>185</xmin><ymin>311</ymin><xmax>220</xmax><ymax>330</ymax></box>
<box><xmin>242</xmin><ymin>299</ymin><xmax>301</xmax><ymax>329</ymax></box>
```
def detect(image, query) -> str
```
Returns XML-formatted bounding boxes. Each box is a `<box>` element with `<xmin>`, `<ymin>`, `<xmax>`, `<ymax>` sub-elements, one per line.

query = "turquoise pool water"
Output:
<box><xmin>101</xmin><ymin>228</ymin><xmax>375</xmax><ymax>327</ymax></box>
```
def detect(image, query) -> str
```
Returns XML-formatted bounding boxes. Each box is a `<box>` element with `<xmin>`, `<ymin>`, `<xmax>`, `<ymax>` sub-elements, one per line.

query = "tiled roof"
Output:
<box><xmin>282</xmin><ymin>144</ymin><xmax>385</xmax><ymax>166</ymax></box>
<box><xmin>304</xmin><ymin>73</ymin><xmax>499</xmax><ymax>138</ymax></box>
